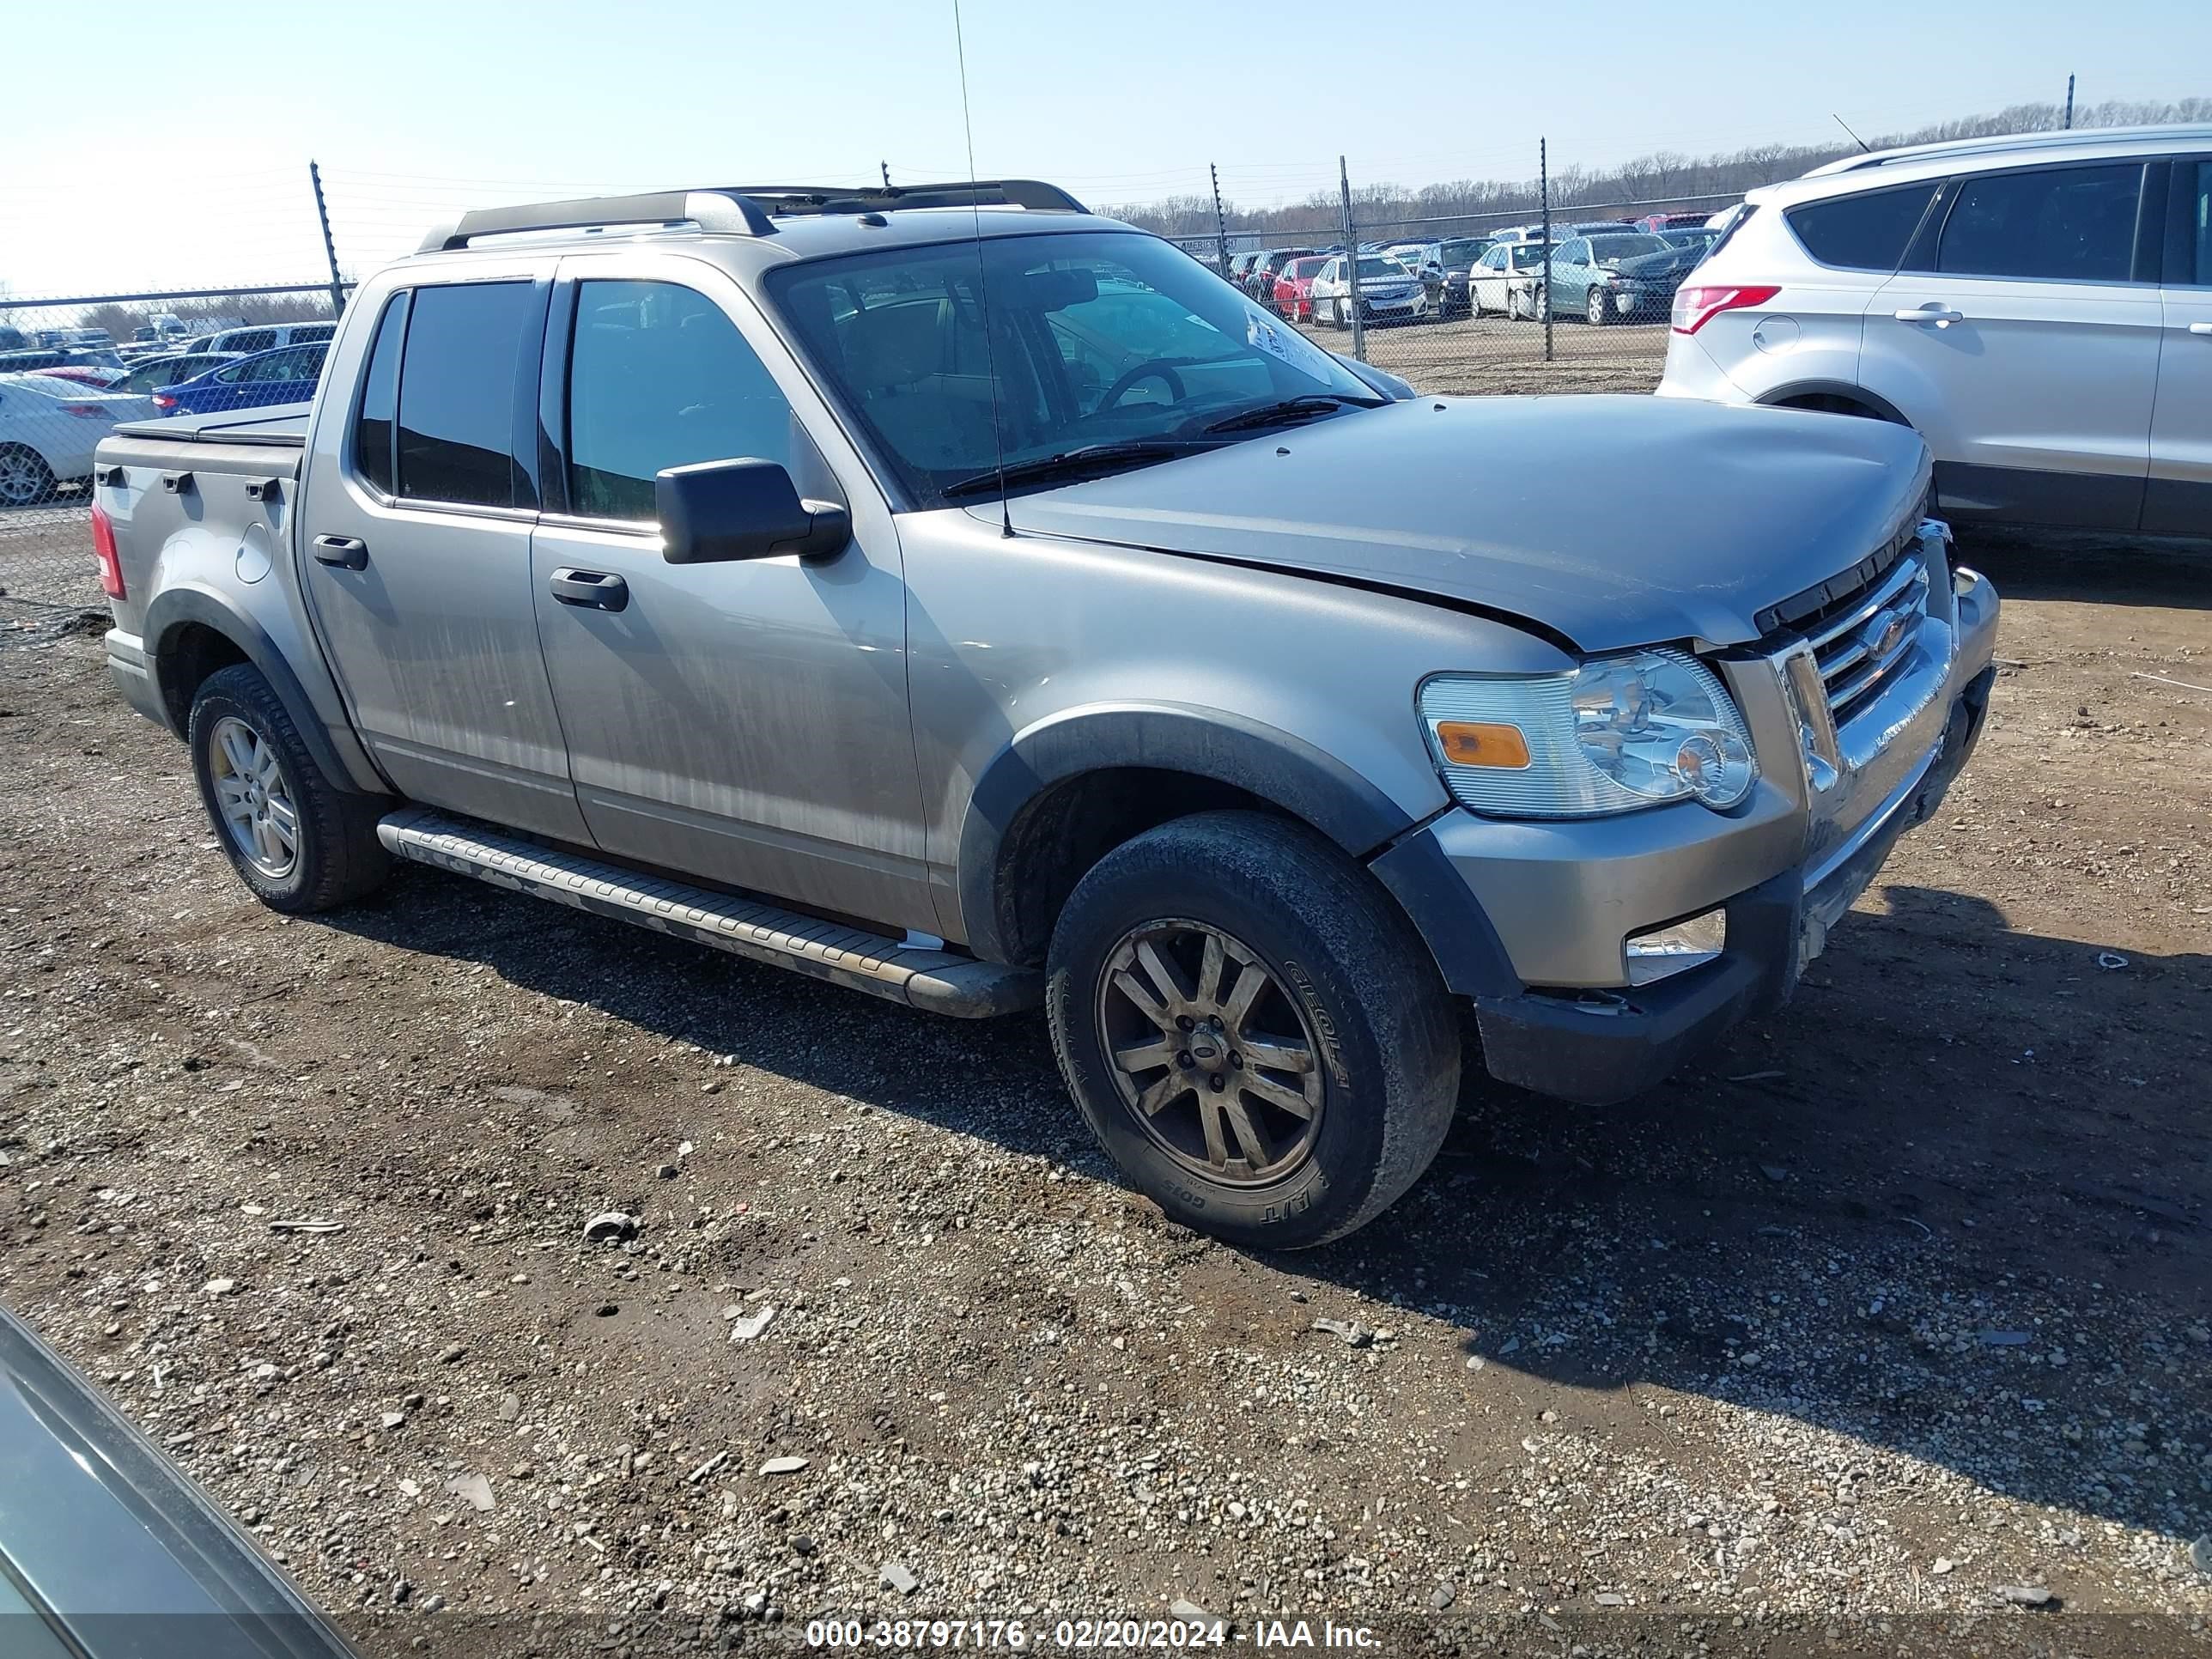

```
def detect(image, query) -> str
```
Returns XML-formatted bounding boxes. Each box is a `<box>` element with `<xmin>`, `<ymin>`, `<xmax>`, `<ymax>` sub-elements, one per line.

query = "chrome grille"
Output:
<box><xmin>1801</xmin><ymin>552</ymin><xmax>1931</xmax><ymax>727</ymax></box>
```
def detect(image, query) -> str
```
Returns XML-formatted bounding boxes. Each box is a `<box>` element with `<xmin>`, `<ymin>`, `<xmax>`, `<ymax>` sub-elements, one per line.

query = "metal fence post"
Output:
<box><xmin>309</xmin><ymin>161</ymin><xmax>345</xmax><ymax>319</ymax></box>
<box><xmin>1539</xmin><ymin>137</ymin><xmax>1553</xmax><ymax>365</ymax></box>
<box><xmin>1339</xmin><ymin>156</ymin><xmax>1366</xmax><ymax>362</ymax></box>
<box><xmin>1210</xmin><ymin>165</ymin><xmax>1232</xmax><ymax>276</ymax></box>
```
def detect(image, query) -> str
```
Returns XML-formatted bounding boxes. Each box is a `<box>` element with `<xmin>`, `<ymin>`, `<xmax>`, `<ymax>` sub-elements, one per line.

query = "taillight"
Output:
<box><xmin>90</xmin><ymin>503</ymin><xmax>125</xmax><ymax>599</ymax></box>
<box><xmin>152</xmin><ymin>392</ymin><xmax>177</xmax><ymax>410</ymax></box>
<box><xmin>1671</xmin><ymin>283</ymin><xmax>1779</xmax><ymax>335</ymax></box>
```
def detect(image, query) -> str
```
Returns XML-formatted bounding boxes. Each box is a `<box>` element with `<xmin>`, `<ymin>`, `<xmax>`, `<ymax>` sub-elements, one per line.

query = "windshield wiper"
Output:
<box><xmin>941</xmin><ymin>441</ymin><xmax>1205</xmax><ymax>500</ymax></box>
<box><xmin>1197</xmin><ymin>393</ymin><xmax>1384</xmax><ymax>436</ymax></box>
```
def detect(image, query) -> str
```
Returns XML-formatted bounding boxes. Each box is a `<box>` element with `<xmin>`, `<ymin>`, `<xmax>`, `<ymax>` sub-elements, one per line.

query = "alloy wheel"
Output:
<box><xmin>1096</xmin><ymin>918</ymin><xmax>1326</xmax><ymax>1187</ymax></box>
<box><xmin>0</xmin><ymin>449</ymin><xmax>52</xmax><ymax>507</ymax></box>
<box><xmin>208</xmin><ymin>715</ymin><xmax>300</xmax><ymax>878</ymax></box>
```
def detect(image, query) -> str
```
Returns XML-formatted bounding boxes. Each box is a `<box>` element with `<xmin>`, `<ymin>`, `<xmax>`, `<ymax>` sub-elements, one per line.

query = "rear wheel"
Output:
<box><xmin>188</xmin><ymin>663</ymin><xmax>391</xmax><ymax>914</ymax></box>
<box><xmin>1047</xmin><ymin>811</ymin><xmax>1461</xmax><ymax>1249</ymax></box>
<box><xmin>0</xmin><ymin>445</ymin><xmax>57</xmax><ymax>507</ymax></box>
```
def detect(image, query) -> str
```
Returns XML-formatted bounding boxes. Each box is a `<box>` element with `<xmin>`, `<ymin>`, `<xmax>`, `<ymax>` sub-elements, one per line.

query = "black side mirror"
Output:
<box><xmin>655</xmin><ymin>457</ymin><xmax>850</xmax><ymax>565</ymax></box>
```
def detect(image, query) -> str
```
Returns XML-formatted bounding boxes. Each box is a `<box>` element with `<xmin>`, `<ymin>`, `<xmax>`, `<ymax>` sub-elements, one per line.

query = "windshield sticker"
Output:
<box><xmin>1244</xmin><ymin>307</ymin><xmax>1301</xmax><ymax>366</ymax></box>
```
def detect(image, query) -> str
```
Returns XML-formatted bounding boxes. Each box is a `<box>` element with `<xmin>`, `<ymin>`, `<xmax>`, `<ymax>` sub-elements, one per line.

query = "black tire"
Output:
<box><xmin>0</xmin><ymin>444</ymin><xmax>57</xmax><ymax>507</ymax></box>
<box><xmin>1587</xmin><ymin>286</ymin><xmax>1609</xmax><ymax>326</ymax></box>
<box><xmin>1047</xmin><ymin>811</ymin><xmax>1461</xmax><ymax>1249</ymax></box>
<box><xmin>188</xmin><ymin>663</ymin><xmax>391</xmax><ymax>914</ymax></box>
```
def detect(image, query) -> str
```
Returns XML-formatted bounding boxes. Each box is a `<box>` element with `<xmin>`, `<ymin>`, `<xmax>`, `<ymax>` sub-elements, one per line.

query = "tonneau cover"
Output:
<box><xmin>110</xmin><ymin>404</ymin><xmax>309</xmax><ymax>447</ymax></box>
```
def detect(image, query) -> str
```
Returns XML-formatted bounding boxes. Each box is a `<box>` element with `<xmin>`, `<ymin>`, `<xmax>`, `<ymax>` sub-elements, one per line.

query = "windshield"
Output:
<box><xmin>1440</xmin><ymin>240</ymin><xmax>1485</xmax><ymax>264</ymax></box>
<box><xmin>769</xmin><ymin>230</ymin><xmax>1379</xmax><ymax>507</ymax></box>
<box><xmin>1587</xmin><ymin>234</ymin><xmax>1668</xmax><ymax>261</ymax></box>
<box><xmin>1356</xmin><ymin>258</ymin><xmax>1405</xmax><ymax>281</ymax></box>
<box><xmin>1288</xmin><ymin>257</ymin><xmax>1328</xmax><ymax>279</ymax></box>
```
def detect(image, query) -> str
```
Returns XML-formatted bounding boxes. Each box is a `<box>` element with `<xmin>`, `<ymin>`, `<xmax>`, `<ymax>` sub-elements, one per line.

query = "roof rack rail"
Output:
<box><xmin>419</xmin><ymin>190</ymin><xmax>776</xmax><ymax>252</ymax></box>
<box><xmin>1808</xmin><ymin>121</ymin><xmax>2212</xmax><ymax>175</ymax></box>
<box><xmin>418</xmin><ymin>179</ymin><xmax>1088</xmax><ymax>253</ymax></box>
<box><xmin>722</xmin><ymin>179</ymin><xmax>1090</xmax><ymax>215</ymax></box>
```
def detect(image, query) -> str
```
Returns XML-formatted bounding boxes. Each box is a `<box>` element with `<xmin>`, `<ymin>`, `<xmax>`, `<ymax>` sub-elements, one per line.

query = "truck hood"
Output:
<box><xmin>1003</xmin><ymin>395</ymin><xmax>1930</xmax><ymax>653</ymax></box>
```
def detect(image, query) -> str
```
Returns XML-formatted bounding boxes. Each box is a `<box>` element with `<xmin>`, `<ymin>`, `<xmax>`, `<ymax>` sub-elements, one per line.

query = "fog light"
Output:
<box><xmin>1625</xmin><ymin>908</ymin><xmax>1726</xmax><ymax>986</ymax></box>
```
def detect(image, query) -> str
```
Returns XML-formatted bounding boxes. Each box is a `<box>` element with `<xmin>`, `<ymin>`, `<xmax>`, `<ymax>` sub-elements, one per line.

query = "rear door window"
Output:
<box><xmin>564</xmin><ymin>279</ymin><xmax>796</xmax><ymax>520</ymax></box>
<box><xmin>1935</xmin><ymin>163</ymin><xmax>2143</xmax><ymax>282</ymax></box>
<box><xmin>395</xmin><ymin>282</ymin><xmax>534</xmax><ymax>507</ymax></box>
<box><xmin>1787</xmin><ymin>184</ymin><xmax>1936</xmax><ymax>271</ymax></box>
<box><xmin>353</xmin><ymin>295</ymin><xmax>407</xmax><ymax>495</ymax></box>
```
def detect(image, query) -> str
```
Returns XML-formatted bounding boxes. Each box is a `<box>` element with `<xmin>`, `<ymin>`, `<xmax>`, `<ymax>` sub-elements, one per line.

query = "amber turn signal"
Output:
<box><xmin>1434</xmin><ymin>720</ymin><xmax>1531</xmax><ymax>769</ymax></box>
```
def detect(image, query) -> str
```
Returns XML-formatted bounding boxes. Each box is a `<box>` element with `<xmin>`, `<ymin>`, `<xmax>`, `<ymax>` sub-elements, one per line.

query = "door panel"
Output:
<box><xmin>1865</xmin><ymin>163</ymin><xmax>2159</xmax><ymax>523</ymax></box>
<box><xmin>530</xmin><ymin>265</ymin><xmax>933</xmax><ymax>933</ymax></box>
<box><xmin>2148</xmin><ymin>157</ymin><xmax>2212</xmax><ymax>536</ymax></box>
<box><xmin>299</xmin><ymin>276</ymin><xmax>590</xmax><ymax>841</ymax></box>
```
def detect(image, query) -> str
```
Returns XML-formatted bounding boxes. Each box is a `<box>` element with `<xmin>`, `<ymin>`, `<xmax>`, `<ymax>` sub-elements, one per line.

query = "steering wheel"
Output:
<box><xmin>1098</xmin><ymin>362</ymin><xmax>1187</xmax><ymax>409</ymax></box>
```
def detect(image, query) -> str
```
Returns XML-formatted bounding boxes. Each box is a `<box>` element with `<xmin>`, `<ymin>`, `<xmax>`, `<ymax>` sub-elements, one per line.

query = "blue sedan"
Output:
<box><xmin>153</xmin><ymin>340</ymin><xmax>329</xmax><ymax>416</ymax></box>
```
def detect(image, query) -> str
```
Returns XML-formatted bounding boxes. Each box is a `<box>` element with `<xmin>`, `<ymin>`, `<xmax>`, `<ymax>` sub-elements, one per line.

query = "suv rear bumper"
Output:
<box><xmin>1468</xmin><ymin>662</ymin><xmax>1993</xmax><ymax>1104</ymax></box>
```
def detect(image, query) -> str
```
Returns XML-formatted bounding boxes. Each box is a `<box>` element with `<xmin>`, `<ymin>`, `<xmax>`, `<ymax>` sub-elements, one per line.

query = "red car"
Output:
<box><xmin>28</xmin><ymin>364</ymin><xmax>130</xmax><ymax>391</ymax></box>
<box><xmin>1270</xmin><ymin>254</ymin><xmax>1332</xmax><ymax>323</ymax></box>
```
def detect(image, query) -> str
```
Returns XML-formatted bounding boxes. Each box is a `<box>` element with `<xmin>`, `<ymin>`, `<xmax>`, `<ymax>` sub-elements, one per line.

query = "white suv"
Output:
<box><xmin>1658</xmin><ymin>125</ymin><xmax>2212</xmax><ymax>538</ymax></box>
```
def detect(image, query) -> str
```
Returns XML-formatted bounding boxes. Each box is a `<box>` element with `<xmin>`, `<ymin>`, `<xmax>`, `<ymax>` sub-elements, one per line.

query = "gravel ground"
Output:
<box><xmin>3</xmin><ymin>507</ymin><xmax>2210</xmax><ymax>1657</ymax></box>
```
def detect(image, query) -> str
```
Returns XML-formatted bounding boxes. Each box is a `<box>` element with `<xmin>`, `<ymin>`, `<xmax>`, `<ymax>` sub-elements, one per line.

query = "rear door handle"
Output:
<box><xmin>2190</xmin><ymin>321</ymin><xmax>2212</xmax><ymax>336</ymax></box>
<box><xmin>310</xmin><ymin>534</ymin><xmax>367</xmax><ymax>569</ymax></box>
<box><xmin>550</xmin><ymin>568</ymin><xmax>629</xmax><ymax>612</ymax></box>
<box><xmin>1893</xmin><ymin>305</ymin><xmax>1964</xmax><ymax>326</ymax></box>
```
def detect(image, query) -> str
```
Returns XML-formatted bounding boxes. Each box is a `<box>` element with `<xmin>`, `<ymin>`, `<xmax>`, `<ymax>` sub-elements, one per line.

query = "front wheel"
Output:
<box><xmin>1047</xmin><ymin>811</ymin><xmax>1462</xmax><ymax>1249</ymax></box>
<box><xmin>188</xmin><ymin>663</ymin><xmax>392</xmax><ymax>914</ymax></box>
<box><xmin>1587</xmin><ymin>286</ymin><xmax>1609</xmax><ymax>326</ymax></box>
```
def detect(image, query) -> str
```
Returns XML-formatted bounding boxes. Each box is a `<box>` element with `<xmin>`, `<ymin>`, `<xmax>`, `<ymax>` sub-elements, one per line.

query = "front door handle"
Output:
<box><xmin>550</xmin><ymin>568</ymin><xmax>629</xmax><ymax>612</ymax></box>
<box><xmin>310</xmin><ymin>534</ymin><xmax>367</xmax><ymax>569</ymax></box>
<box><xmin>2190</xmin><ymin>321</ymin><xmax>2212</xmax><ymax>337</ymax></box>
<box><xmin>1894</xmin><ymin>305</ymin><xmax>1964</xmax><ymax>326</ymax></box>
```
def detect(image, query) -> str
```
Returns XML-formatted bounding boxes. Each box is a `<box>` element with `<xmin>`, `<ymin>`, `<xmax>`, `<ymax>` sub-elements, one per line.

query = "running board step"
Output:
<box><xmin>375</xmin><ymin>806</ymin><xmax>1040</xmax><ymax>1018</ymax></box>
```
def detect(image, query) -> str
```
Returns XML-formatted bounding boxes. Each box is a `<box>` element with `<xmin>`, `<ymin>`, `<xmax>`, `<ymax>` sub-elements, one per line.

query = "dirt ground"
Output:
<box><xmin>1292</xmin><ymin>311</ymin><xmax>1670</xmax><ymax>395</ymax></box>
<box><xmin>2</xmin><ymin>506</ymin><xmax>2209</xmax><ymax>1657</ymax></box>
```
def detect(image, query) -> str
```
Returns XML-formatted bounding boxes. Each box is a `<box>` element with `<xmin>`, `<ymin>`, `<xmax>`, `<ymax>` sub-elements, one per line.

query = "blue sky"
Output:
<box><xmin>3</xmin><ymin>0</ymin><xmax>2207</xmax><ymax>295</ymax></box>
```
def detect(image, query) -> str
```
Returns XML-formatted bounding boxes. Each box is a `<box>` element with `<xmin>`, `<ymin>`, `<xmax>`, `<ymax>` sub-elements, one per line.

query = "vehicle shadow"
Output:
<box><xmin>1297</xmin><ymin>882</ymin><xmax>2212</xmax><ymax>1544</ymax></box>
<box><xmin>1954</xmin><ymin>523</ymin><xmax>2212</xmax><ymax>611</ymax></box>
<box><xmin>320</xmin><ymin>870</ymin><xmax>2211</xmax><ymax>1544</ymax></box>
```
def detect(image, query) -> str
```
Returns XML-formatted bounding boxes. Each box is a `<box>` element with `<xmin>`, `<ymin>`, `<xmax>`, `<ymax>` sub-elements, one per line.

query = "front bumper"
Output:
<box><xmin>1370</xmin><ymin>537</ymin><xmax>2000</xmax><ymax>1106</ymax></box>
<box><xmin>1468</xmin><ymin>662</ymin><xmax>1993</xmax><ymax>1104</ymax></box>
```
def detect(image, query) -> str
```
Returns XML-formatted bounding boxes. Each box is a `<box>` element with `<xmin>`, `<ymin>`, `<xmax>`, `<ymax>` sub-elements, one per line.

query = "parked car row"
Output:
<box><xmin>0</xmin><ymin>337</ymin><xmax>330</xmax><ymax>507</ymax></box>
<box><xmin>1224</xmin><ymin>214</ymin><xmax>1731</xmax><ymax>329</ymax></box>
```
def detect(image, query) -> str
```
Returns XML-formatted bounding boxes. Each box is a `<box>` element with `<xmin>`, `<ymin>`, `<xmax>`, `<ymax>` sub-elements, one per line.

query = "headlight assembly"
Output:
<box><xmin>1419</xmin><ymin>648</ymin><xmax>1757</xmax><ymax>818</ymax></box>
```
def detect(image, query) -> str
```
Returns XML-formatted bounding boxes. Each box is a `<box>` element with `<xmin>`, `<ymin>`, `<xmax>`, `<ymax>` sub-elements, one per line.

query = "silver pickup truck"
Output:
<box><xmin>90</xmin><ymin>180</ymin><xmax>1999</xmax><ymax>1248</ymax></box>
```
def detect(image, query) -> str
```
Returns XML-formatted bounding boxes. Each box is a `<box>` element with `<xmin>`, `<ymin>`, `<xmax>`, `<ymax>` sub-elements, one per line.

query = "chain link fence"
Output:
<box><xmin>1170</xmin><ymin>185</ymin><xmax>1745</xmax><ymax>397</ymax></box>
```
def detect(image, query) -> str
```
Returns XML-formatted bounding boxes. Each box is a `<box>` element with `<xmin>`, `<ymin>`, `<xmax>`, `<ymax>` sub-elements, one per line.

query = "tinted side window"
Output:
<box><xmin>397</xmin><ymin>283</ymin><xmax>532</xmax><ymax>507</ymax></box>
<box><xmin>566</xmin><ymin>280</ymin><xmax>794</xmax><ymax>521</ymax></box>
<box><xmin>1937</xmin><ymin>164</ymin><xmax>2142</xmax><ymax>282</ymax></box>
<box><xmin>354</xmin><ymin>295</ymin><xmax>405</xmax><ymax>496</ymax></box>
<box><xmin>1788</xmin><ymin>184</ymin><xmax>1936</xmax><ymax>270</ymax></box>
<box><xmin>2190</xmin><ymin>161</ymin><xmax>2212</xmax><ymax>284</ymax></box>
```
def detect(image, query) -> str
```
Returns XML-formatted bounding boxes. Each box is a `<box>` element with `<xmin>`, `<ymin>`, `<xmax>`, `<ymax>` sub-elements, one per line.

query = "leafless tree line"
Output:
<box><xmin>1111</xmin><ymin>97</ymin><xmax>2212</xmax><ymax>243</ymax></box>
<box><xmin>70</xmin><ymin>291</ymin><xmax>338</xmax><ymax>346</ymax></box>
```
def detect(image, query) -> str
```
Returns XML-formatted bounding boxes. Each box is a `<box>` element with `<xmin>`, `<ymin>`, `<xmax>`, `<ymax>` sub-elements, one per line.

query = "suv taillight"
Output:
<box><xmin>151</xmin><ymin>392</ymin><xmax>177</xmax><ymax>410</ymax></box>
<box><xmin>90</xmin><ymin>502</ymin><xmax>125</xmax><ymax>599</ymax></box>
<box><xmin>1670</xmin><ymin>283</ymin><xmax>1779</xmax><ymax>335</ymax></box>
